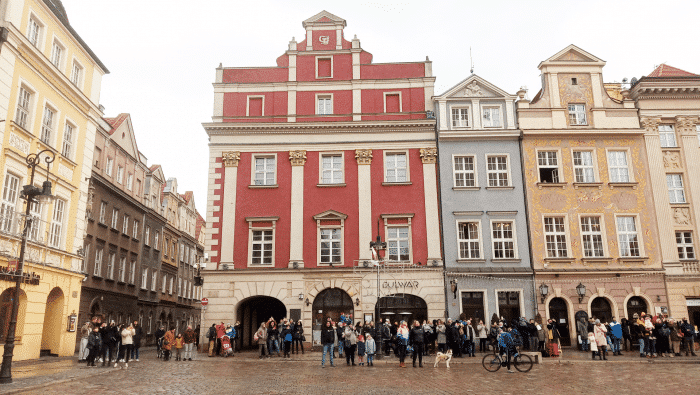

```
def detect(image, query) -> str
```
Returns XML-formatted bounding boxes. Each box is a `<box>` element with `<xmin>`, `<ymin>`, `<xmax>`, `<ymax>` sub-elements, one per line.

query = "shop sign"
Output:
<box><xmin>382</xmin><ymin>280</ymin><xmax>419</xmax><ymax>289</ymax></box>
<box><xmin>0</xmin><ymin>266</ymin><xmax>41</xmax><ymax>285</ymax></box>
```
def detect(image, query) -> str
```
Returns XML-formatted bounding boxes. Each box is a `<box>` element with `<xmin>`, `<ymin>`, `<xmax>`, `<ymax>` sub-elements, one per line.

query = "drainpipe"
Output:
<box><xmin>433</xmin><ymin>106</ymin><xmax>449</xmax><ymax>320</ymax></box>
<box><xmin>518</xmin><ymin>131</ymin><xmax>538</xmax><ymax>319</ymax></box>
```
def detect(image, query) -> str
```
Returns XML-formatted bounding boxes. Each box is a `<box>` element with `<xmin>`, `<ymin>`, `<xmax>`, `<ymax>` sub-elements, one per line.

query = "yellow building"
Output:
<box><xmin>0</xmin><ymin>0</ymin><xmax>107</xmax><ymax>360</ymax></box>
<box><xmin>517</xmin><ymin>45</ymin><xmax>665</xmax><ymax>346</ymax></box>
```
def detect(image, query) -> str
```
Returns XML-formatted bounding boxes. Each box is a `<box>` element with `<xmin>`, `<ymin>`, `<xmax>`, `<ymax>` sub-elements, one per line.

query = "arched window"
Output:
<box><xmin>0</xmin><ymin>288</ymin><xmax>27</xmax><ymax>342</ymax></box>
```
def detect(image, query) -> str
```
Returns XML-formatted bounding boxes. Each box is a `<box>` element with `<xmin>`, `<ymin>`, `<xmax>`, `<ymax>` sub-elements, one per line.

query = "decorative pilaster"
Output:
<box><xmin>421</xmin><ymin>147</ymin><xmax>442</xmax><ymax>265</ymax></box>
<box><xmin>289</xmin><ymin>150</ymin><xmax>306</xmax><ymax>267</ymax></box>
<box><xmin>355</xmin><ymin>149</ymin><xmax>373</xmax><ymax>165</ymax></box>
<box><xmin>420</xmin><ymin>147</ymin><xmax>438</xmax><ymax>164</ymax></box>
<box><xmin>220</xmin><ymin>151</ymin><xmax>241</xmax><ymax>268</ymax></box>
<box><xmin>678</xmin><ymin>117</ymin><xmax>700</xmax><ymax>264</ymax></box>
<box><xmin>356</xmin><ymin>149</ymin><xmax>373</xmax><ymax>259</ymax></box>
<box><xmin>640</xmin><ymin>116</ymin><xmax>661</xmax><ymax>134</ymax></box>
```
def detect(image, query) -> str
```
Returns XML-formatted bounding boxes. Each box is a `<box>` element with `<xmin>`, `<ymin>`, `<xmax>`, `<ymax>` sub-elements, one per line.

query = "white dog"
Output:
<box><xmin>433</xmin><ymin>349</ymin><xmax>453</xmax><ymax>368</ymax></box>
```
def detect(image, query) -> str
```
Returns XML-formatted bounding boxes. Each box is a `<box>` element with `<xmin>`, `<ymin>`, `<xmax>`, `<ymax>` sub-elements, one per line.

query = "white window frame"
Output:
<box><xmin>383</xmin><ymin>150</ymin><xmax>410</xmax><ymax>183</ymax></box>
<box><xmin>606</xmin><ymin>149</ymin><xmax>633</xmax><ymax>183</ymax></box>
<box><xmin>676</xmin><ymin>231</ymin><xmax>695</xmax><ymax>260</ymax></box>
<box><xmin>383</xmin><ymin>214</ymin><xmax>414</xmax><ymax>264</ymax></box>
<box><xmin>15</xmin><ymin>85</ymin><xmax>34</xmax><ymax>130</ymax></box>
<box><xmin>145</xmin><ymin>226</ymin><xmax>150</xmax><ymax>245</ymax></box>
<box><xmin>93</xmin><ymin>247</ymin><xmax>103</xmax><ymax>277</ymax></box>
<box><xmin>615</xmin><ymin>214</ymin><xmax>644</xmax><ymax>257</ymax></box>
<box><xmin>659</xmin><ymin>125</ymin><xmax>677</xmax><ymax>148</ymax></box>
<box><xmin>99</xmin><ymin>201</ymin><xmax>107</xmax><ymax>223</ymax></box>
<box><xmin>48</xmin><ymin>198</ymin><xmax>65</xmax><ymax>248</ymax></box>
<box><xmin>245</xmin><ymin>95</ymin><xmax>265</xmax><ymax>117</ymax></box>
<box><xmin>456</xmin><ymin>220</ymin><xmax>483</xmax><ymax>260</ymax></box>
<box><xmin>70</xmin><ymin>58</ymin><xmax>84</xmax><ymax>88</ymax></box>
<box><xmin>490</xmin><ymin>220</ymin><xmax>518</xmax><ymax>260</ymax></box>
<box><xmin>251</xmin><ymin>154</ymin><xmax>277</xmax><ymax>186</ymax></box>
<box><xmin>572</xmin><ymin>149</ymin><xmax>598</xmax><ymax>183</ymax></box>
<box><xmin>117</xmin><ymin>166</ymin><xmax>124</xmax><ymax>184</ymax></box>
<box><xmin>132</xmin><ymin>220</ymin><xmax>139</xmax><ymax>239</ymax></box>
<box><xmin>316</xmin><ymin>93</ymin><xmax>333</xmax><ymax>115</ymax></box>
<box><xmin>107</xmin><ymin>251</ymin><xmax>116</xmax><ymax>280</ymax></box>
<box><xmin>26</xmin><ymin>14</ymin><xmax>44</xmax><ymax>48</ymax></box>
<box><xmin>105</xmin><ymin>157</ymin><xmax>114</xmax><ymax>177</ymax></box>
<box><xmin>667</xmin><ymin>174</ymin><xmax>686</xmax><ymax>204</ymax></box>
<box><xmin>1</xmin><ymin>173</ymin><xmax>20</xmax><ymax>233</ymax></box>
<box><xmin>568</xmin><ymin>103</ymin><xmax>587</xmax><ymax>125</ymax></box>
<box><xmin>40</xmin><ymin>105</ymin><xmax>56</xmax><ymax>146</ymax></box>
<box><xmin>536</xmin><ymin>149</ymin><xmax>562</xmax><ymax>183</ymax></box>
<box><xmin>122</xmin><ymin>214</ymin><xmax>129</xmax><ymax>234</ymax></box>
<box><xmin>129</xmin><ymin>259</ymin><xmax>136</xmax><ymax>284</ymax></box>
<box><xmin>154</xmin><ymin>232</ymin><xmax>159</xmax><ymax>250</ymax></box>
<box><xmin>481</xmin><ymin>104</ymin><xmax>503</xmax><ymax>128</ymax></box>
<box><xmin>383</xmin><ymin>91</ymin><xmax>402</xmax><ymax>113</ymax></box>
<box><xmin>127</xmin><ymin>174</ymin><xmax>133</xmax><ymax>191</ymax></box>
<box><xmin>61</xmin><ymin>121</ymin><xmax>75</xmax><ymax>159</ymax></box>
<box><xmin>247</xmin><ymin>217</ymin><xmax>277</xmax><ymax>267</ymax></box>
<box><xmin>315</xmin><ymin>56</ymin><xmax>333</xmax><ymax>79</ymax></box>
<box><xmin>316</xmin><ymin>213</ymin><xmax>345</xmax><ymax>266</ymax></box>
<box><xmin>543</xmin><ymin>215</ymin><xmax>570</xmax><ymax>258</ymax></box>
<box><xmin>453</xmin><ymin>155</ymin><xmax>477</xmax><ymax>188</ymax></box>
<box><xmin>151</xmin><ymin>272</ymin><xmax>157</xmax><ymax>292</ymax></box>
<box><xmin>494</xmin><ymin>289</ymin><xmax>526</xmax><ymax>321</ymax></box>
<box><xmin>118</xmin><ymin>256</ymin><xmax>126</xmax><ymax>282</ymax></box>
<box><xmin>50</xmin><ymin>37</ymin><xmax>65</xmax><ymax>70</ymax></box>
<box><xmin>141</xmin><ymin>267</ymin><xmax>148</xmax><ymax>290</ymax></box>
<box><xmin>81</xmin><ymin>243</ymin><xmax>90</xmax><ymax>273</ymax></box>
<box><xmin>111</xmin><ymin>208</ymin><xmax>119</xmax><ymax>228</ymax></box>
<box><xmin>162</xmin><ymin>274</ymin><xmax>166</xmax><ymax>293</ymax></box>
<box><xmin>451</xmin><ymin>107</ymin><xmax>470</xmax><ymax>129</ymax></box>
<box><xmin>319</xmin><ymin>152</ymin><xmax>344</xmax><ymax>185</ymax></box>
<box><xmin>579</xmin><ymin>215</ymin><xmax>607</xmax><ymax>258</ymax></box>
<box><xmin>485</xmin><ymin>154</ymin><xmax>511</xmax><ymax>187</ymax></box>
<box><xmin>169</xmin><ymin>277</ymin><xmax>173</xmax><ymax>295</ymax></box>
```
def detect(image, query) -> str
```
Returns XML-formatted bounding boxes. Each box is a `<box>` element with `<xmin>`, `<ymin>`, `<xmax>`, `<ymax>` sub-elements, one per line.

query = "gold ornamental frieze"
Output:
<box><xmin>222</xmin><ymin>151</ymin><xmax>241</xmax><ymax>167</ymax></box>
<box><xmin>289</xmin><ymin>150</ymin><xmax>307</xmax><ymax>166</ymax></box>
<box><xmin>355</xmin><ymin>149</ymin><xmax>373</xmax><ymax>165</ymax></box>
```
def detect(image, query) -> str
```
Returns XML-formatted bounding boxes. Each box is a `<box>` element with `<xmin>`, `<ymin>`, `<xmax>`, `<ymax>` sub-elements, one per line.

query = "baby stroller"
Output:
<box><xmin>221</xmin><ymin>335</ymin><xmax>234</xmax><ymax>357</ymax></box>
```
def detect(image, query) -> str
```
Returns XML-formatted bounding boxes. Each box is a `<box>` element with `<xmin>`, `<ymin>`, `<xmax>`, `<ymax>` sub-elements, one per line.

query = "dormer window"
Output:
<box><xmin>568</xmin><ymin>104</ymin><xmax>587</xmax><ymax>125</ymax></box>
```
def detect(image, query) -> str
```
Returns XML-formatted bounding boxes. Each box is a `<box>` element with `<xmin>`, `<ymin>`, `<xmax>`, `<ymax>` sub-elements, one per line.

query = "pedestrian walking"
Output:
<box><xmin>155</xmin><ymin>326</ymin><xmax>166</xmax><ymax>359</ymax></box>
<box><xmin>162</xmin><ymin>327</ymin><xmax>175</xmax><ymax>361</ymax></box>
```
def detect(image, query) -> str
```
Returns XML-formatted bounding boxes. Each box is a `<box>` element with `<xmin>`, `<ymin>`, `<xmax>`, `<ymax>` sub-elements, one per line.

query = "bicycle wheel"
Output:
<box><xmin>514</xmin><ymin>354</ymin><xmax>533</xmax><ymax>372</ymax></box>
<box><xmin>482</xmin><ymin>353</ymin><xmax>502</xmax><ymax>372</ymax></box>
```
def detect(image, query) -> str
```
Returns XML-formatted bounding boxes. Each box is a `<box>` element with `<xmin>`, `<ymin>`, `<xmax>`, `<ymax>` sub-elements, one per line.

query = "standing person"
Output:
<box><xmin>281</xmin><ymin>323</ymin><xmax>293</xmax><ymax>358</ymax></box>
<box><xmin>681</xmin><ymin>318</ymin><xmax>697</xmax><ymax>356</ymax></box>
<box><xmin>464</xmin><ymin>320</ymin><xmax>476</xmax><ymax>357</ymax></box>
<box><xmin>215</xmin><ymin>322</ymin><xmax>226</xmax><ymax>356</ymax></box>
<box><xmin>206</xmin><ymin>324</ymin><xmax>216</xmax><ymax>357</ymax></box>
<box><xmin>409</xmin><ymin>320</ymin><xmax>424</xmax><ymax>367</ymax></box>
<box><xmin>255</xmin><ymin>322</ymin><xmax>268</xmax><ymax>359</ymax></box>
<box><xmin>593</xmin><ymin>319</ymin><xmax>608</xmax><ymax>360</ymax></box>
<box><xmin>357</xmin><ymin>335</ymin><xmax>366</xmax><ymax>366</ymax></box>
<box><xmin>162</xmin><ymin>327</ymin><xmax>175</xmax><ymax>361</ymax></box>
<box><xmin>155</xmin><ymin>325</ymin><xmax>166</xmax><ymax>359</ymax></box>
<box><xmin>174</xmin><ymin>333</ymin><xmax>184</xmax><ymax>361</ymax></box>
<box><xmin>194</xmin><ymin>324</ymin><xmax>201</xmax><ymax>351</ymax></box>
<box><xmin>620</xmin><ymin>318</ymin><xmax>632</xmax><ymax>352</ymax></box>
<box><xmin>422</xmin><ymin>320</ymin><xmax>432</xmax><ymax>356</ymax></box>
<box><xmin>343</xmin><ymin>323</ymin><xmax>358</xmax><ymax>366</ymax></box>
<box><xmin>365</xmin><ymin>334</ymin><xmax>376</xmax><ymax>366</ymax></box>
<box><xmin>79</xmin><ymin>322</ymin><xmax>91</xmax><ymax>362</ymax></box>
<box><xmin>577</xmin><ymin>316</ymin><xmax>588</xmax><ymax>352</ymax></box>
<box><xmin>100</xmin><ymin>322</ymin><xmax>116</xmax><ymax>367</ymax></box>
<box><xmin>184</xmin><ymin>325</ymin><xmax>196</xmax><ymax>361</ymax></box>
<box><xmin>436</xmin><ymin>320</ymin><xmax>447</xmax><ymax>353</ymax></box>
<box><xmin>382</xmin><ymin>320</ymin><xmax>391</xmax><ymax>356</ymax></box>
<box><xmin>336</xmin><ymin>322</ymin><xmax>345</xmax><ymax>359</ymax></box>
<box><xmin>131</xmin><ymin>321</ymin><xmax>142</xmax><ymax>362</ymax></box>
<box><xmin>292</xmin><ymin>320</ymin><xmax>304</xmax><ymax>354</ymax></box>
<box><xmin>476</xmin><ymin>320</ymin><xmax>487</xmax><ymax>353</ymax></box>
<box><xmin>644</xmin><ymin>315</ymin><xmax>656</xmax><ymax>358</ymax></box>
<box><xmin>86</xmin><ymin>326</ymin><xmax>102</xmax><ymax>367</ymax></box>
<box><xmin>267</xmin><ymin>320</ymin><xmax>280</xmax><ymax>357</ymax></box>
<box><xmin>669</xmin><ymin>318</ymin><xmax>682</xmax><ymax>357</ymax></box>
<box><xmin>321</xmin><ymin>320</ymin><xmax>335</xmax><ymax>368</ymax></box>
<box><xmin>396</xmin><ymin>321</ymin><xmax>409</xmax><ymax>368</ymax></box>
<box><xmin>610</xmin><ymin>317</ymin><xmax>623</xmax><ymax>355</ymax></box>
<box><xmin>118</xmin><ymin>323</ymin><xmax>135</xmax><ymax>369</ymax></box>
<box><xmin>536</xmin><ymin>320</ymin><xmax>546</xmax><ymax>352</ymax></box>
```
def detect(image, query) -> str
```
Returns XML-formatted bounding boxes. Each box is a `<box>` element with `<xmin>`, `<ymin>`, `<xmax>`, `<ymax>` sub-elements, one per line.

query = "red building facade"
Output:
<box><xmin>202</xmin><ymin>11</ymin><xmax>444</xmax><ymax>347</ymax></box>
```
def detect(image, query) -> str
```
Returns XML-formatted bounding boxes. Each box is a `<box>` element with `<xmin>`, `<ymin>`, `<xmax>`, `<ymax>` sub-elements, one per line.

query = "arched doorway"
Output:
<box><xmin>548</xmin><ymin>297</ymin><xmax>570</xmax><ymax>347</ymax></box>
<box><xmin>0</xmin><ymin>288</ymin><xmax>27</xmax><ymax>343</ymax></box>
<box><xmin>591</xmin><ymin>297</ymin><xmax>613</xmax><ymax>323</ymax></box>
<box><xmin>313</xmin><ymin>288</ymin><xmax>353</xmax><ymax>326</ymax></box>
<box><xmin>236</xmin><ymin>296</ymin><xmax>286</xmax><ymax>349</ymax></box>
<box><xmin>41</xmin><ymin>287</ymin><xmax>64</xmax><ymax>356</ymax></box>
<box><xmin>376</xmin><ymin>294</ymin><xmax>427</xmax><ymax>327</ymax></box>
<box><xmin>626</xmin><ymin>296</ymin><xmax>647</xmax><ymax>321</ymax></box>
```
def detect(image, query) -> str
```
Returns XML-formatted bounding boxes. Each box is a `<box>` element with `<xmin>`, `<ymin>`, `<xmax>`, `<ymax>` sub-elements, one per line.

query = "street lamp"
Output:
<box><xmin>0</xmin><ymin>150</ymin><xmax>55</xmax><ymax>384</ymax></box>
<box><xmin>450</xmin><ymin>279</ymin><xmax>458</xmax><ymax>299</ymax></box>
<box><xmin>576</xmin><ymin>282</ymin><xmax>586</xmax><ymax>303</ymax></box>
<box><xmin>539</xmin><ymin>283</ymin><xmax>549</xmax><ymax>303</ymax></box>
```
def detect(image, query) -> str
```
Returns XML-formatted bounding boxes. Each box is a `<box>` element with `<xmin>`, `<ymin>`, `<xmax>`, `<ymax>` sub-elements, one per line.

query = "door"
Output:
<box><xmin>549</xmin><ymin>297</ymin><xmax>570</xmax><ymax>346</ymax></box>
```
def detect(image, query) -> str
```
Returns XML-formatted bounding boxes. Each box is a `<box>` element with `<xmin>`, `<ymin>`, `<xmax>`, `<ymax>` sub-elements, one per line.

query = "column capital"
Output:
<box><xmin>640</xmin><ymin>116</ymin><xmax>661</xmax><ymax>133</ymax></box>
<box><xmin>222</xmin><ymin>151</ymin><xmax>241</xmax><ymax>167</ymax></box>
<box><xmin>676</xmin><ymin>116</ymin><xmax>699</xmax><ymax>135</ymax></box>
<box><xmin>355</xmin><ymin>149</ymin><xmax>373</xmax><ymax>165</ymax></box>
<box><xmin>420</xmin><ymin>147</ymin><xmax>438</xmax><ymax>164</ymax></box>
<box><xmin>289</xmin><ymin>150</ymin><xmax>307</xmax><ymax>166</ymax></box>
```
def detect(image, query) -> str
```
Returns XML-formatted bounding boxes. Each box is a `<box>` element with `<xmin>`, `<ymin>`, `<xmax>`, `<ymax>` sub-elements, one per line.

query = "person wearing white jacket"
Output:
<box><xmin>118</xmin><ymin>324</ymin><xmax>136</xmax><ymax>369</ymax></box>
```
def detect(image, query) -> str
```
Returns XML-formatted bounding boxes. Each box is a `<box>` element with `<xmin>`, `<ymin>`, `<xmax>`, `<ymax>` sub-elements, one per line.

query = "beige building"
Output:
<box><xmin>629</xmin><ymin>64</ymin><xmax>700</xmax><ymax>325</ymax></box>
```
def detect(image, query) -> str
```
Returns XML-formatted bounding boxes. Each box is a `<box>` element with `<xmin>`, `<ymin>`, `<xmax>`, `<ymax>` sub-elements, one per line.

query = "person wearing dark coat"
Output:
<box><xmin>449</xmin><ymin>322</ymin><xmax>461</xmax><ymax>357</ymax></box>
<box><xmin>620</xmin><ymin>318</ymin><xmax>632</xmax><ymax>352</ymax></box>
<box><xmin>131</xmin><ymin>321</ymin><xmax>143</xmax><ymax>361</ymax></box>
<box><xmin>100</xmin><ymin>322</ymin><xmax>118</xmax><ymax>366</ymax></box>
<box><xmin>320</xmin><ymin>321</ymin><xmax>336</xmax><ymax>367</ymax></box>
<box><xmin>292</xmin><ymin>319</ymin><xmax>305</xmax><ymax>354</ymax></box>
<box><xmin>86</xmin><ymin>326</ymin><xmax>103</xmax><ymax>367</ymax></box>
<box><xmin>156</xmin><ymin>326</ymin><xmax>167</xmax><ymax>358</ymax></box>
<box><xmin>280</xmin><ymin>324</ymin><xmax>293</xmax><ymax>358</ymax></box>
<box><xmin>408</xmin><ymin>320</ymin><xmax>425</xmax><ymax>367</ymax></box>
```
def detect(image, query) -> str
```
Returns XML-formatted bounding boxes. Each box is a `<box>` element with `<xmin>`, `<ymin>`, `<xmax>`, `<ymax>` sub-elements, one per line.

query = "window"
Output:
<box><xmin>169</xmin><ymin>277</ymin><xmax>173</xmax><ymax>295</ymax></box>
<box><xmin>573</xmin><ymin>151</ymin><xmax>595</xmax><ymax>183</ymax></box>
<box><xmin>568</xmin><ymin>104</ymin><xmax>587</xmax><ymax>125</ymax></box>
<box><xmin>253</xmin><ymin>156</ymin><xmax>276</xmax><ymax>185</ymax></box>
<box><xmin>107</xmin><ymin>251</ymin><xmax>116</xmax><ymax>279</ymax></box>
<box><xmin>70</xmin><ymin>61</ymin><xmax>83</xmax><ymax>86</ymax></box>
<box><xmin>129</xmin><ymin>259</ymin><xmax>136</xmax><ymax>284</ymax></box>
<box><xmin>133</xmin><ymin>220</ymin><xmax>139</xmax><ymax>239</ymax></box>
<box><xmin>492</xmin><ymin>221</ymin><xmax>516</xmax><ymax>259</ymax></box>
<box><xmin>607</xmin><ymin>150</ymin><xmax>630</xmax><ymax>182</ymax></box>
<box><xmin>162</xmin><ymin>275</ymin><xmax>166</xmax><ymax>293</ymax></box>
<box><xmin>659</xmin><ymin>125</ymin><xmax>677</xmax><ymax>148</ymax></box>
<box><xmin>48</xmin><ymin>199</ymin><xmax>65</xmax><ymax>248</ymax></box>
<box><xmin>145</xmin><ymin>226</ymin><xmax>150</xmax><ymax>245</ymax></box>
<box><xmin>28</xmin><ymin>199</ymin><xmax>42</xmax><ymax>242</ymax></box>
<box><xmin>117</xmin><ymin>166</ymin><xmax>124</xmax><ymax>184</ymax></box>
<box><xmin>457</xmin><ymin>222</ymin><xmax>481</xmax><ymax>259</ymax></box>
<box><xmin>151</xmin><ymin>272</ymin><xmax>157</xmax><ymax>292</ymax></box>
<box><xmin>317</xmin><ymin>57</ymin><xmax>332</xmax><ymax>78</ymax></box>
<box><xmin>15</xmin><ymin>87</ymin><xmax>32</xmax><ymax>129</ymax></box>
<box><xmin>118</xmin><ymin>256</ymin><xmax>126</xmax><ymax>282</ymax></box>
<box><xmin>486</xmin><ymin>155</ymin><xmax>509</xmax><ymax>187</ymax></box>
<box><xmin>482</xmin><ymin>106</ymin><xmax>501</xmax><ymax>128</ymax></box>
<box><xmin>453</xmin><ymin>156</ymin><xmax>475</xmax><ymax>187</ymax></box>
<box><xmin>320</xmin><ymin>228</ymin><xmax>341</xmax><ymax>264</ymax></box>
<box><xmin>141</xmin><ymin>268</ymin><xmax>148</xmax><ymax>289</ymax></box>
<box><xmin>571</xmin><ymin>78</ymin><xmax>578</xmax><ymax>85</ymax></box>
<box><xmin>1</xmin><ymin>174</ymin><xmax>20</xmax><ymax>233</ymax></box>
<box><xmin>154</xmin><ymin>232</ymin><xmax>159</xmax><ymax>249</ymax></box>
<box><xmin>580</xmin><ymin>216</ymin><xmax>604</xmax><ymax>257</ymax></box>
<box><xmin>81</xmin><ymin>244</ymin><xmax>90</xmax><ymax>273</ymax></box>
<box><xmin>251</xmin><ymin>230</ymin><xmax>273</xmax><ymax>265</ymax></box>
<box><xmin>544</xmin><ymin>217</ymin><xmax>568</xmax><ymax>258</ymax></box>
<box><xmin>247</xmin><ymin>96</ymin><xmax>263</xmax><ymax>117</ymax></box>
<box><xmin>50</xmin><ymin>40</ymin><xmax>63</xmax><ymax>68</ymax></box>
<box><xmin>93</xmin><ymin>247</ymin><xmax>103</xmax><ymax>276</ymax></box>
<box><xmin>451</xmin><ymin>108</ymin><xmax>469</xmax><ymax>128</ymax></box>
<box><xmin>387</xmin><ymin>226</ymin><xmax>410</xmax><ymax>261</ymax></box>
<box><xmin>27</xmin><ymin>17</ymin><xmax>41</xmax><ymax>46</ymax></box>
<box><xmin>537</xmin><ymin>151</ymin><xmax>560</xmax><ymax>183</ymax></box>
<box><xmin>667</xmin><ymin>174</ymin><xmax>686</xmax><ymax>203</ymax></box>
<box><xmin>320</xmin><ymin>154</ymin><xmax>343</xmax><ymax>184</ymax></box>
<box><xmin>677</xmin><ymin>231</ymin><xmax>695</xmax><ymax>260</ymax></box>
<box><xmin>122</xmin><ymin>214</ymin><xmax>129</xmax><ymax>234</ymax></box>
<box><xmin>178</xmin><ymin>278</ymin><xmax>182</xmax><ymax>297</ymax></box>
<box><xmin>41</xmin><ymin>106</ymin><xmax>55</xmax><ymax>145</ymax></box>
<box><xmin>616</xmin><ymin>216</ymin><xmax>640</xmax><ymax>257</ymax></box>
<box><xmin>99</xmin><ymin>201</ymin><xmax>107</xmax><ymax>223</ymax></box>
<box><xmin>127</xmin><ymin>174</ymin><xmax>133</xmax><ymax>190</ymax></box>
<box><xmin>61</xmin><ymin>123</ymin><xmax>73</xmax><ymax>158</ymax></box>
<box><xmin>180</xmin><ymin>244</ymin><xmax>184</xmax><ymax>262</ymax></box>
<box><xmin>111</xmin><ymin>208</ymin><xmax>119</xmax><ymax>228</ymax></box>
<box><xmin>384</xmin><ymin>93</ymin><xmax>401</xmax><ymax>113</ymax></box>
<box><xmin>106</xmin><ymin>158</ymin><xmax>113</xmax><ymax>176</ymax></box>
<box><xmin>385</xmin><ymin>153</ymin><xmax>408</xmax><ymax>183</ymax></box>
<box><xmin>317</xmin><ymin>95</ymin><xmax>332</xmax><ymax>115</ymax></box>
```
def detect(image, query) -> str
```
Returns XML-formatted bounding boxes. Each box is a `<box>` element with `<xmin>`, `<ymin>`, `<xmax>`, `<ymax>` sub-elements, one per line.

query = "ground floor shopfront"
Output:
<box><xmin>200</xmin><ymin>267</ymin><xmax>445</xmax><ymax>348</ymax></box>
<box><xmin>536</xmin><ymin>271</ymin><xmax>667</xmax><ymax>347</ymax></box>
<box><xmin>665</xmin><ymin>272</ymin><xmax>700</xmax><ymax>328</ymax></box>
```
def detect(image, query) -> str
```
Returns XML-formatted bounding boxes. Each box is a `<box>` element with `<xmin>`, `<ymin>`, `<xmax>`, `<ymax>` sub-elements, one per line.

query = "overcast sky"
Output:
<box><xmin>62</xmin><ymin>0</ymin><xmax>699</xmax><ymax>214</ymax></box>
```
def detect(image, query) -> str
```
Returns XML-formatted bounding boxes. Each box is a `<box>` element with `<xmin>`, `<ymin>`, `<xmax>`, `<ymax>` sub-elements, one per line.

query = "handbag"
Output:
<box><xmin>302</xmin><ymin>335</ymin><xmax>306</xmax><ymax>342</ymax></box>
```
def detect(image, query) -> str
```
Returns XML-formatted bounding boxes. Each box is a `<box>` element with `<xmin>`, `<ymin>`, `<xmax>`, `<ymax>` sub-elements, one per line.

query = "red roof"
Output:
<box><xmin>180</xmin><ymin>191</ymin><xmax>193</xmax><ymax>204</ymax></box>
<box><xmin>102</xmin><ymin>113</ymin><xmax>129</xmax><ymax>134</ymax></box>
<box><xmin>647</xmin><ymin>64</ymin><xmax>697</xmax><ymax>77</ymax></box>
<box><xmin>195</xmin><ymin>212</ymin><xmax>205</xmax><ymax>240</ymax></box>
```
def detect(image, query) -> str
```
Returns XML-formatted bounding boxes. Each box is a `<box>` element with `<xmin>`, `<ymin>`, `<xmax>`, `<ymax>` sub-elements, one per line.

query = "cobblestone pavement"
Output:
<box><xmin>4</xmin><ymin>349</ymin><xmax>700</xmax><ymax>394</ymax></box>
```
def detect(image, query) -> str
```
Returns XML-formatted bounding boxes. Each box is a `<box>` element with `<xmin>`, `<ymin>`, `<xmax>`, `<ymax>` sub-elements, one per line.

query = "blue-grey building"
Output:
<box><xmin>434</xmin><ymin>75</ymin><xmax>535</xmax><ymax>324</ymax></box>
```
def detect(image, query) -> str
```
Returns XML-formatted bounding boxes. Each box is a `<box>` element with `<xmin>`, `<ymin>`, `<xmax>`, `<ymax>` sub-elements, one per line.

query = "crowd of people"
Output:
<box><xmin>254</xmin><ymin>318</ymin><xmax>306</xmax><ymax>358</ymax></box>
<box><xmin>206</xmin><ymin>321</ymin><xmax>242</xmax><ymax>357</ymax></box>
<box><xmin>78</xmin><ymin>318</ymin><xmax>141</xmax><ymax>369</ymax></box>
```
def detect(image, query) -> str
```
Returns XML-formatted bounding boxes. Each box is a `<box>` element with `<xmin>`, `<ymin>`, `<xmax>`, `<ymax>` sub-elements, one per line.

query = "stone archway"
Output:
<box><xmin>41</xmin><ymin>287</ymin><xmax>64</xmax><ymax>356</ymax></box>
<box><xmin>236</xmin><ymin>296</ymin><xmax>287</xmax><ymax>349</ymax></box>
<box><xmin>590</xmin><ymin>296</ymin><xmax>614</xmax><ymax>323</ymax></box>
<box><xmin>623</xmin><ymin>294</ymin><xmax>652</xmax><ymax>321</ymax></box>
<box><xmin>0</xmin><ymin>288</ymin><xmax>27</xmax><ymax>343</ymax></box>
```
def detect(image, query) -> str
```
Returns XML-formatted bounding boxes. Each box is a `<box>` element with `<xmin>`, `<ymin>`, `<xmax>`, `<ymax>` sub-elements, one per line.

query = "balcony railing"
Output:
<box><xmin>0</xmin><ymin>210</ymin><xmax>49</xmax><ymax>246</ymax></box>
<box><xmin>681</xmin><ymin>260</ymin><xmax>700</xmax><ymax>275</ymax></box>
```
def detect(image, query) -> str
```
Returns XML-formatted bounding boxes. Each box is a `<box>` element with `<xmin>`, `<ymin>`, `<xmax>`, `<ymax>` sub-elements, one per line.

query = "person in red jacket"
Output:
<box><xmin>215</xmin><ymin>322</ymin><xmax>226</xmax><ymax>356</ymax></box>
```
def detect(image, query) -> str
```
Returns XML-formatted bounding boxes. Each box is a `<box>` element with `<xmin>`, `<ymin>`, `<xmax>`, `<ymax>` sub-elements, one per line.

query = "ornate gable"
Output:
<box><xmin>436</xmin><ymin>74</ymin><xmax>513</xmax><ymax>100</ymax></box>
<box><xmin>542</xmin><ymin>44</ymin><xmax>605</xmax><ymax>66</ymax></box>
<box><xmin>302</xmin><ymin>10</ymin><xmax>346</xmax><ymax>28</ymax></box>
<box><xmin>313</xmin><ymin>209</ymin><xmax>348</xmax><ymax>221</ymax></box>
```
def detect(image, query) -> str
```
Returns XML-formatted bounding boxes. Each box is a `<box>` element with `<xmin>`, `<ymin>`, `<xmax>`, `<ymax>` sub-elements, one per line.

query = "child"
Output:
<box><xmin>357</xmin><ymin>335</ymin><xmax>366</xmax><ymax>366</ymax></box>
<box><xmin>282</xmin><ymin>324</ymin><xmax>293</xmax><ymax>358</ymax></box>
<box><xmin>365</xmin><ymin>334</ymin><xmax>376</xmax><ymax>366</ymax></box>
<box><xmin>175</xmin><ymin>333</ymin><xmax>184</xmax><ymax>361</ymax></box>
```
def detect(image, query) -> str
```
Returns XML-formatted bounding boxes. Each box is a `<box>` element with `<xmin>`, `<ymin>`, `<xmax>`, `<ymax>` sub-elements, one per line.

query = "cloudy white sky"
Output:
<box><xmin>62</xmin><ymin>0</ymin><xmax>699</xmax><ymax>214</ymax></box>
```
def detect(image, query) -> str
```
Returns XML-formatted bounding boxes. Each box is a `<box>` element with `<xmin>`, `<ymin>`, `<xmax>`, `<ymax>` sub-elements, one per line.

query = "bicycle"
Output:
<box><xmin>482</xmin><ymin>350</ymin><xmax>533</xmax><ymax>373</ymax></box>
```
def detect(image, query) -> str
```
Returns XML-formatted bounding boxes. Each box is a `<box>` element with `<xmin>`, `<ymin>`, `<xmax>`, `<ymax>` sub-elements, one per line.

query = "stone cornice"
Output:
<box><xmin>204</xmin><ymin>120</ymin><xmax>436</xmax><ymax>135</ymax></box>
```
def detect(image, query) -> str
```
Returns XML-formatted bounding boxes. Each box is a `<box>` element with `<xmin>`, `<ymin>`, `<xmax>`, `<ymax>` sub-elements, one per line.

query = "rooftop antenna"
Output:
<box><xmin>470</xmin><ymin>47</ymin><xmax>474</xmax><ymax>74</ymax></box>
